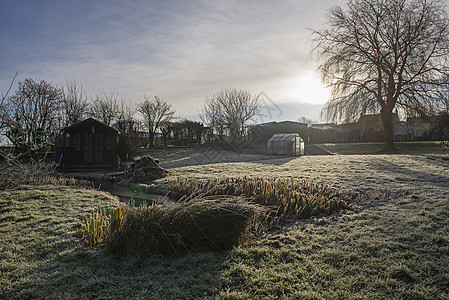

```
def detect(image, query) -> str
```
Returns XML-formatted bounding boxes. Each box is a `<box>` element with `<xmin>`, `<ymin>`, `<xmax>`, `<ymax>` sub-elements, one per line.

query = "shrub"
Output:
<box><xmin>117</xmin><ymin>135</ymin><xmax>133</xmax><ymax>161</ymax></box>
<box><xmin>432</xmin><ymin>111</ymin><xmax>449</xmax><ymax>148</ymax></box>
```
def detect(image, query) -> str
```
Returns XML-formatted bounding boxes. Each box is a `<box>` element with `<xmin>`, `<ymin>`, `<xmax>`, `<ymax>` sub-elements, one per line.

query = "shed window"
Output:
<box><xmin>106</xmin><ymin>133</ymin><xmax>115</xmax><ymax>151</ymax></box>
<box><xmin>70</xmin><ymin>133</ymin><xmax>81</xmax><ymax>151</ymax></box>
<box><xmin>83</xmin><ymin>133</ymin><xmax>93</xmax><ymax>162</ymax></box>
<box><xmin>95</xmin><ymin>133</ymin><xmax>103</xmax><ymax>163</ymax></box>
<box><xmin>65</xmin><ymin>133</ymin><xmax>70</xmax><ymax>147</ymax></box>
<box><xmin>74</xmin><ymin>133</ymin><xmax>81</xmax><ymax>151</ymax></box>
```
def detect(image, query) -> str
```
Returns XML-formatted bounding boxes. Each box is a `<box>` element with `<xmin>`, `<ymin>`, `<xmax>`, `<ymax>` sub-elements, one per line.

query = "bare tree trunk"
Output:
<box><xmin>381</xmin><ymin>108</ymin><xmax>395</xmax><ymax>152</ymax></box>
<box><xmin>162</xmin><ymin>132</ymin><xmax>169</xmax><ymax>147</ymax></box>
<box><xmin>149</xmin><ymin>131</ymin><xmax>155</xmax><ymax>148</ymax></box>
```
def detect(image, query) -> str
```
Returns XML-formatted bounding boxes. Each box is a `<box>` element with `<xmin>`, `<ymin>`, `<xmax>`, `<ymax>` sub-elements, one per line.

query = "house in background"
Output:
<box><xmin>357</xmin><ymin>113</ymin><xmax>408</xmax><ymax>142</ymax></box>
<box><xmin>406</xmin><ymin>116</ymin><xmax>432</xmax><ymax>140</ymax></box>
<box><xmin>308</xmin><ymin>113</ymin><xmax>411</xmax><ymax>143</ymax></box>
<box><xmin>55</xmin><ymin>118</ymin><xmax>119</xmax><ymax>169</ymax></box>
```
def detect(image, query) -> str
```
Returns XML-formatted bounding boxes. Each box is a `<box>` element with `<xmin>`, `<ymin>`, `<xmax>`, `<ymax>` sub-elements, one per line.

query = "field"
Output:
<box><xmin>317</xmin><ymin>141</ymin><xmax>447</xmax><ymax>155</ymax></box>
<box><xmin>1</xmin><ymin>143</ymin><xmax>449</xmax><ymax>299</ymax></box>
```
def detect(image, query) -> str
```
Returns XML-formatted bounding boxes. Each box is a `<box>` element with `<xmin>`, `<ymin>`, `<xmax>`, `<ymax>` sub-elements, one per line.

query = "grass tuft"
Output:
<box><xmin>100</xmin><ymin>197</ymin><xmax>262</xmax><ymax>256</ymax></box>
<box><xmin>77</xmin><ymin>195</ymin><xmax>264</xmax><ymax>256</ymax></box>
<box><xmin>78</xmin><ymin>205</ymin><xmax>126</xmax><ymax>248</ymax></box>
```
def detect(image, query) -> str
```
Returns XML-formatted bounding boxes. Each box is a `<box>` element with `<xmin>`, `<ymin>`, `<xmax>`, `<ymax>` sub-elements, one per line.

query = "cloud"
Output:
<box><xmin>1</xmin><ymin>0</ymin><xmax>340</xmax><ymax>120</ymax></box>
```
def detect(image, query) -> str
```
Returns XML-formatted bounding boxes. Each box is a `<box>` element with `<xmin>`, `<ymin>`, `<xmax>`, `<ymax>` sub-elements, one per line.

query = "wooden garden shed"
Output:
<box><xmin>267</xmin><ymin>133</ymin><xmax>305</xmax><ymax>156</ymax></box>
<box><xmin>55</xmin><ymin>118</ymin><xmax>119</xmax><ymax>169</ymax></box>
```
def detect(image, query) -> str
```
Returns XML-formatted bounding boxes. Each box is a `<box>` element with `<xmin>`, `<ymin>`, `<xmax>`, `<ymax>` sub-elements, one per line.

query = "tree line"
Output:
<box><xmin>0</xmin><ymin>77</ymin><xmax>262</xmax><ymax>158</ymax></box>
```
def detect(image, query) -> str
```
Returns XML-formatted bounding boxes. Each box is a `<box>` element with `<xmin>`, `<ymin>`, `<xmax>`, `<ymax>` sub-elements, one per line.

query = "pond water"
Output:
<box><xmin>99</xmin><ymin>182</ymin><xmax>174</xmax><ymax>206</ymax></box>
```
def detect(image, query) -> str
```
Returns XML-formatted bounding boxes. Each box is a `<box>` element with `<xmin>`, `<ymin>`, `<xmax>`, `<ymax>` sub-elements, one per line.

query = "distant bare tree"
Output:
<box><xmin>202</xmin><ymin>88</ymin><xmax>261</xmax><ymax>143</ymax></box>
<box><xmin>202</xmin><ymin>95</ymin><xmax>224</xmax><ymax>139</ymax></box>
<box><xmin>114</xmin><ymin>101</ymin><xmax>145</xmax><ymax>160</ymax></box>
<box><xmin>61</xmin><ymin>79</ymin><xmax>89</xmax><ymax>126</ymax></box>
<box><xmin>159</xmin><ymin>121</ymin><xmax>170</xmax><ymax>147</ymax></box>
<box><xmin>137</xmin><ymin>96</ymin><xmax>175</xmax><ymax>148</ymax></box>
<box><xmin>312</xmin><ymin>0</ymin><xmax>449</xmax><ymax>151</ymax></box>
<box><xmin>90</xmin><ymin>91</ymin><xmax>121</xmax><ymax>126</ymax></box>
<box><xmin>2</xmin><ymin>78</ymin><xmax>62</xmax><ymax>156</ymax></box>
<box><xmin>298</xmin><ymin>116</ymin><xmax>317</xmax><ymax>125</ymax></box>
<box><xmin>115</xmin><ymin>100</ymin><xmax>140</xmax><ymax>135</ymax></box>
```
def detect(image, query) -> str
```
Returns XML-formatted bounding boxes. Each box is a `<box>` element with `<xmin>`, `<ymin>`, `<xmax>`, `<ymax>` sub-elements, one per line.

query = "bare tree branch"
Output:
<box><xmin>137</xmin><ymin>96</ymin><xmax>175</xmax><ymax>148</ymax></box>
<box><xmin>311</xmin><ymin>0</ymin><xmax>449</xmax><ymax>151</ymax></box>
<box><xmin>201</xmin><ymin>88</ymin><xmax>261</xmax><ymax>144</ymax></box>
<box><xmin>90</xmin><ymin>91</ymin><xmax>121</xmax><ymax>126</ymax></box>
<box><xmin>61</xmin><ymin>79</ymin><xmax>89</xmax><ymax>126</ymax></box>
<box><xmin>1</xmin><ymin>78</ymin><xmax>62</xmax><ymax>158</ymax></box>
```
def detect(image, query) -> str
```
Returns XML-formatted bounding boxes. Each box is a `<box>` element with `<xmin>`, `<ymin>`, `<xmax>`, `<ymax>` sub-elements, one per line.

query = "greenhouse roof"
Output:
<box><xmin>267</xmin><ymin>133</ymin><xmax>301</xmax><ymax>142</ymax></box>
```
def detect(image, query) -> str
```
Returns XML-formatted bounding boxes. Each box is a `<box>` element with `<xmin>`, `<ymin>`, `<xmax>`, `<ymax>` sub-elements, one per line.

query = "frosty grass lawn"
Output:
<box><xmin>1</xmin><ymin>143</ymin><xmax>448</xmax><ymax>299</ymax></box>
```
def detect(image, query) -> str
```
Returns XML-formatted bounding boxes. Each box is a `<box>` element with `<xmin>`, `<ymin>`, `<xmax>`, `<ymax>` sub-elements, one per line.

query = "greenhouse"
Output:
<box><xmin>267</xmin><ymin>133</ymin><xmax>304</xmax><ymax>156</ymax></box>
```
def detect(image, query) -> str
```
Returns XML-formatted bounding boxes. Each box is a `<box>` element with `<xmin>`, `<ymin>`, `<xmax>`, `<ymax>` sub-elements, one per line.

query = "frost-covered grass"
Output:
<box><xmin>318</xmin><ymin>141</ymin><xmax>446</xmax><ymax>155</ymax></box>
<box><xmin>1</xmin><ymin>149</ymin><xmax>449</xmax><ymax>299</ymax></box>
<box><xmin>217</xmin><ymin>191</ymin><xmax>449</xmax><ymax>298</ymax></box>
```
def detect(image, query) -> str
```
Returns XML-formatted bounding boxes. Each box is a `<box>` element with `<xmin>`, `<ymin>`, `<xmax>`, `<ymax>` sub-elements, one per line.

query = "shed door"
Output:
<box><xmin>83</xmin><ymin>133</ymin><xmax>104</xmax><ymax>164</ymax></box>
<box><xmin>95</xmin><ymin>133</ymin><xmax>103</xmax><ymax>163</ymax></box>
<box><xmin>83</xmin><ymin>133</ymin><xmax>93</xmax><ymax>163</ymax></box>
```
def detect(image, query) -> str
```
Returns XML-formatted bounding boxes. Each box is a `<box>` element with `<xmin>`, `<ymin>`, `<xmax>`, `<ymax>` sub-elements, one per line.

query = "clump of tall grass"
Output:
<box><xmin>78</xmin><ymin>205</ymin><xmax>126</xmax><ymax>247</ymax></box>
<box><xmin>108</xmin><ymin>196</ymin><xmax>262</xmax><ymax>256</ymax></box>
<box><xmin>79</xmin><ymin>196</ymin><xmax>264</xmax><ymax>255</ymax></box>
<box><xmin>167</xmin><ymin>177</ymin><xmax>353</xmax><ymax>222</ymax></box>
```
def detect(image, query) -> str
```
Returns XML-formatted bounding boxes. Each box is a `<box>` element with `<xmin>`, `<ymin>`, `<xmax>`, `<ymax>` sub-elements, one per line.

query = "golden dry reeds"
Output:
<box><xmin>167</xmin><ymin>176</ymin><xmax>353</xmax><ymax>222</ymax></box>
<box><xmin>79</xmin><ymin>205</ymin><xmax>126</xmax><ymax>248</ymax></box>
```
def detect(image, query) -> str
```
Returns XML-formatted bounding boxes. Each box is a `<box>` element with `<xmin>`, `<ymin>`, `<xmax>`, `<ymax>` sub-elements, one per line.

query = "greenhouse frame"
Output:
<box><xmin>267</xmin><ymin>133</ymin><xmax>305</xmax><ymax>156</ymax></box>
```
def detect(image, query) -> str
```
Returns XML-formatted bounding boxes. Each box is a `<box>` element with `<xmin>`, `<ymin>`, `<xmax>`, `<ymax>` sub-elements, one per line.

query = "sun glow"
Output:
<box><xmin>288</xmin><ymin>72</ymin><xmax>331</xmax><ymax>105</ymax></box>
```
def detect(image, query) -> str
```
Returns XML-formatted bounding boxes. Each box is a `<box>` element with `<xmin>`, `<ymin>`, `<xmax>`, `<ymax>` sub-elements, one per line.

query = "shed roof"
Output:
<box><xmin>63</xmin><ymin>118</ymin><xmax>118</xmax><ymax>133</ymax></box>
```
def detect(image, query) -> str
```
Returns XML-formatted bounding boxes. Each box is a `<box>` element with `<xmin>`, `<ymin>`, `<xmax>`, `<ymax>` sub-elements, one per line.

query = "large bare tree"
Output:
<box><xmin>312</xmin><ymin>0</ymin><xmax>449</xmax><ymax>151</ymax></box>
<box><xmin>201</xmin><ymin>88</ymin><xmax>261</xmax><ymax>143</ymax></box>
<box><xmin>2</xmin><ymin>78</ymin><xmax>62</xmax><ymax>155</ymax></box>
<box><xmin>137</xmin><ymin>96</ymin><xmax>175</xmax><ymax>148</ymax></box>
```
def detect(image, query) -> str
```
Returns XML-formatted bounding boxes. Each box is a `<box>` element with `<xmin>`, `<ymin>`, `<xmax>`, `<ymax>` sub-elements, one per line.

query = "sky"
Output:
<box><xmin>0</xmin><ymin>0</ymin><xmax>342</xmax><ymax>123</ymax></box>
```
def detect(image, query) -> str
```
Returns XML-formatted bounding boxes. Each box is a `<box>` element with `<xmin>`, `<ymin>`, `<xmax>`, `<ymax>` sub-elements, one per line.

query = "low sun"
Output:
<box><xmin>288</xmin><ymin>72</ymin><xmax>331</xmax><ymax>105</ymax></box>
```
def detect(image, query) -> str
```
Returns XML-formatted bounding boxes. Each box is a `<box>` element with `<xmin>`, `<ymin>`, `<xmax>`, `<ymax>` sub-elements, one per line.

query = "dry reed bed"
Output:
<box><xmin>78</xmin><ymin>176</ymin><xmax>355</xmax><ymax>256</ymax></box>
<box><xmin>167</xmin><ymin>176</ymin><xmax>354</xmax><ymax>221</ymax></box>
